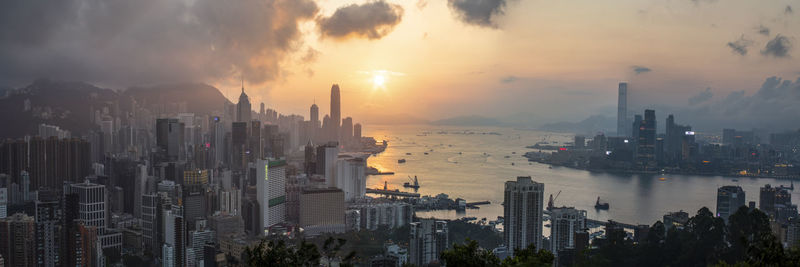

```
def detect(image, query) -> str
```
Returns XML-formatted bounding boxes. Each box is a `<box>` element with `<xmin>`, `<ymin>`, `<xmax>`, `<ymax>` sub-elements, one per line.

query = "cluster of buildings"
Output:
<box><xmin>715</xmin><ymin>183</ymin><xmax>800</xmax><ymax>247</ymax></box>
<box><xmin>535</xmin><ymin>82</ymin><xmax>800</xmax><ymax>177</ymax></box>
<box><xmin>0</xmin><ymin>83</ymin><xmax>402</xmax><ymax>266</ymax></box>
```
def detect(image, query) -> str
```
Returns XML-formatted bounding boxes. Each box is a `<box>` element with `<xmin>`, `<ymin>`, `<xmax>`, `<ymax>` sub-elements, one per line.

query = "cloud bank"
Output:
<box><xmin>448</xmin><ymin>0</ymin><xmax>507</xmax><ymax>28</ymax></box>
<box><xmin>0</xmin><ymin>0</ymin><xmax>319</xmax><ymax>87</ymax></box>
<box><xmin>317</xmin><ymin>1</ymin><xmax>404</xmax><ymax>40</ymax></box>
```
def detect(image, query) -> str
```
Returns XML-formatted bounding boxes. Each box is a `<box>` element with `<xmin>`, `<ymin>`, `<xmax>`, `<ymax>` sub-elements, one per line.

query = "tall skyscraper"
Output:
<box><xmin>310</xmin><ymin>103</ymin><xmax>320</xmax><ymax>127</ymax></box>
<box><xmin>0</xmin><ymin>213</ymin><xmax>36</xmax><ymax>267</ymax></box>
<box><xmin>330</xmin><ymin>84</ymin><xmax>341</xmax><ymax>141</ymax></box>
<box><xmin>353</xmin><ymin>123</ymin><xmax>362</xmax><ymax>141</ymax></box>
<box><xmin>255</xmin><ymin>159</ymin><xmax>287</xmax><ymax>235</ymax></box>
<box><xmin>504</xmin><ymin>176</ymin><xmax>544</xmax><ymax>252</ymax></box>
<box><xmin>636</xmin><ymin>109</ymin><xmax>656</xmax><ymax>170</ymax></box>
<box><xmin>549</xmin><ymin>207</ymin><xmax>587</xmax><ymax>259</ymax></box>
<box><xmin>335</xmin><ymin>154</ymin><xmax>367</xmax><ymax>201</ymax></box>
<box><xmin>35</xmin><ymin>190</ymin><xmax>62</xmax><ymax>267</ymax></box>
<box><xmin>617</xmin><ymin>82</ymin><xmax>628</xmax><ymax>137</ymax></box>
<box><xmin>316</xmin><ymin>142</ymin><xmax>340</xmax><ymax>187</ymax></box>
<box><xmin>66</xmin><ymin>180</ymin><xmax>108</xmax><ymax>234</ymax></box>
<box><xmin>409</xmin><ymin>219</ymin><xmax>448</xmax><ymax>266</ymax></box>
<box><xmin>716</xmin><ymin>186</ymin><xmax>745</xmax><ymax>222</ymax></box>
<box><xmin>156</xmin><ymin>118</ymin><xmax>185</xmax><ymax>162</ymax></box>
<box><xmin>341</xmin><ymin>117</ymin><xmax>353</xmax><ymax>143</ymax></box>
<box><xmin>236</xmin><ymin>82</ymin><xmax>252</xmax><ymax>123</ymax></box>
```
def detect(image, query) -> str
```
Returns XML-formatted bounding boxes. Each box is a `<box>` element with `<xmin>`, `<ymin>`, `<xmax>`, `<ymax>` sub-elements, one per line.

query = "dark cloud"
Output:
<box><xmin>448</xmin><ymin>0</ymin><xmax>507</xmax><ymax>28</ymax></box>
<box><xmin>688</xmin><ymin>87</ymin><xmax>713</xmax><ymax>105</ymax></box>
<box><xmin>317</xmin><ymin>1</ymin><xmax>404</xmax><ymax>40</ymax></box>
<box><xmin>0</xmin><ymin>0</ymin><xmax>319</xmax><ymax>87</ymax></box>
<box><xmin>786</xmin><ymin>5</ymin><xmax>793</xmax><ymax>14</ymax></box>
<box><xmin>500</xmin><ymin>76</ymin><xmax>517</xmax><ymax>83</ymax></box>
<box><xmin>632</xmin><ymin>66</ymin><xmax>652</xmax><ymax>75</ymax></box>
<box><xmin>756</xmin><ymin>25</ymin><xmax>770</xmax><ymax>36</ymax></box>
<box><xmin>727</xmin><ymin>36</ymin><xmax>753</xmax><ymax>56</ymax></box>
<box><xmin>761</xmin><ymin>34</ymin><xmax>792</xmax><ymax>58</ymax></box>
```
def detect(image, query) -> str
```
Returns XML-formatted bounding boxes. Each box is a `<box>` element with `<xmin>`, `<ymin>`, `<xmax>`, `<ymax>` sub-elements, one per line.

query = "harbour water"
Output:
<box><xmin>364</xmin><ymin>124</ymin><xmax>800</xmax><ymax>226</ymax></box>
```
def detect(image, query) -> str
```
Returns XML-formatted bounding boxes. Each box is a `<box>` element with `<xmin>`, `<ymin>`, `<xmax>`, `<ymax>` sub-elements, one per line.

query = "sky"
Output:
<box><xmin>1</xmin><ymin>0</ymin><xmax>799</xmax><ymax>130</ymax></box>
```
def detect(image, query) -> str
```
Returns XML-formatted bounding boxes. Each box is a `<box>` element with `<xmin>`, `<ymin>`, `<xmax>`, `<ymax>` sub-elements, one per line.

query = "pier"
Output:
<box><xmin>366</xmin><ymin>188</ymin><xmax>420</xmax><ymax>198</ymax></box>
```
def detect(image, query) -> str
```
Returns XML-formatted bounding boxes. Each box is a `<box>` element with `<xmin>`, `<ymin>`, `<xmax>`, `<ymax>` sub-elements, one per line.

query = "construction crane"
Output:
<box><xmin>547</xmin><ymin>190</ymin><xmax>562</xmax><ymax>210</ymax></box>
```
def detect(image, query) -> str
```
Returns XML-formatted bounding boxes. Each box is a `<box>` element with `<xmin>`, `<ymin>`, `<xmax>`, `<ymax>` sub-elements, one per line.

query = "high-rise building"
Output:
<box><xmin>35</xmin><ymin>191</ymin><xmax>62</xmax><ymax>267</ymax></box>
<box><xmin>549</xmin><ymin>207</ymin><xmax>587</xmax><ymax>259</ymax></box>
<box><xmin>316</xmin><ymin>142</ymin><xmax>340</xmax><ymax>187</ymax></box>
<box><xmin>231</xmin><ymin>122</ymin><xmax>248</xmax><ymax>170</ymax></box>
<box><xmin>616</xmin><ymin>82</ymin><xmax>628</xmax><ymax>137</ymax></box>
<box><xmin>304</xmin><ymin>140</ymin><xmax>316</xmax><ymax>176</ymax></box>
<box><xmin>183</xmin><ymin>169</ymin><xmax>209</xmax><ymax>187</ymax></box>
<box><xmin>250</xmin><ymin>121</ymin><xmax>262</xmax><ymax>159</ymax></box>
<box><xmin>66</xmin><ymin>180</ymin><xmax>108</xmax><ymax>234</ymax></box>
<box><xmin>353</xmin><ymin>123</ymin><xmax>362</xmax><ymax>141</ymax></box>
<box><xmin>409</xmin><ymin>219</ymin><xmax>448</xmax><ymax>266</ymax></box>
<box><xmin>330</xmin><ymin>84</ymin><xmax>341</xmax><ymax>141</ymax></box>
<box><xmin>310</xmin><ymin>103</ymin><xmax>320</xmax><ymax>128</ymax></box>
<box><xmin>335</xmin><ymin>154</ymin><xmax>367</xmax><ymax>201</ymax></box>
<box><xmin>504</xmin><ymin>176</ymin><xmax>544</xmax><ymax>252</ymax></box>
<box><xmin>141</xmin><ymin>194</ymin><xmax>163</xmax><ymax>255</ymax></box>
<box><xmin>255</xmin><ymin>159</ymin><xmax>287</xmax><ymax>235</ymax></box>
<box><xmin>636</xmin><ymin>109</ymin><xmax>656</xmax><ymax>170</ymax></box>
<box><xmin>341</xmin><ymin>117</ymin><xmax>353</xmax><ymax>143</ymax></box>
<box><xmin>236</xmin><ymin>83</ymin><xmax>252</xmax><ymax>123</ymax></box>
<box><xmin>716</xmin><ymin>186</ymin><xmax>745</xmax><ymax>222</ymax></box>
<box><xmin>0</xmin><ymin>213</ymin><xmax>36</xmax><ymax>267</ymax></box>
<box><xmin>156</xmin><ymin>118</ymin><xmax>185</xmax><ymax>162</ymax></box>
<box><xmin>164</xmin><ymin>205</ymin><xmax>186</xmax><ymax>267</ymax></box>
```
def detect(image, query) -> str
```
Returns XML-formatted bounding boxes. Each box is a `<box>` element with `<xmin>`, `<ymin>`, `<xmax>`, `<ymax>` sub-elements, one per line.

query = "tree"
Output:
<box><xmin>244</xmin><ymin>239</ymin><xmax>321</xmax><ymax>266</ymax></box>
<box><xmin>321</xmin><ymin>236</ymin><xmax>357</xmax><ymax>267</ymax></box>
<box><xmin>440</xmin><ymin>239</ymin><xmax>501</xmax><ymax>267</ymax></box>
<box><xmin>501</xmin><ymin>243</ymin><xmax>555</xmax><ymax>267</ymax></box>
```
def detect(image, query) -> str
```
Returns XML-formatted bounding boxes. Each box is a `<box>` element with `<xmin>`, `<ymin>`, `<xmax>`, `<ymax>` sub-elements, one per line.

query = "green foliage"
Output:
<box><xmin>439</xmin><ymin>239</ymin><xmax>554</xmax><ymax>267</ymax></box>
<box><xmin>244</xmin><ymin>239</ymin><xmax>321</xmax><ymax>267</ymax></box>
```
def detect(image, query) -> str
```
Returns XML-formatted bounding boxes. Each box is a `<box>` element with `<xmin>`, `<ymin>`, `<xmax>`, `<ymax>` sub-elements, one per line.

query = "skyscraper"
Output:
<box><xmin>549</xmin><ymin>207</ymin><xmax>587</xmax><ymax>259</ymax></box>
<box><xmin>156</xmin><ymin>118</ymin><xmax>185</xmax><ymax>162</ymax></box>
<box><xmin>310</xmin><ymin>103</ymin><xmax>319</xmax><ymax>127</ymax></box>
<box><xmin>255</xmin><ymin>159</ymin><xmax>287</xmax><ymax>235</ymax></box>
<box><xmin>617</xmin><ymin>82</ymin><xmax>628</xmax><ymax>137</ymax></box>
<box><xmin>504</xmin><ymin>176</ymin><xmax>544</xmax><ymax>252</ymax></box>
<box><xmin>716</xmin><ymin>186</ymin><xmax>745</xmax><ymax>222</ymax></box>
<box><xmin>35</xmin><ymin>190</ymin><xmax>62</xmax><ymax>267</ymax></box>
<box><xmin>636</xmin><ymin>109</ymin><xmax>656</xmax><ymax>170</ymax></box>
<box><xmin>0</xmin><ymin>213</ymin><xmax>35</xmax><ymax>267</ymax></box>
<box><xmin>409</xmin><ymin>219</ymin><xmax>448</xmax><ymax>266</ymax></box>
<box><xmin>330</xmin><ymin>84</ymin><xmax>341</xmax><ymax>141</ymax></box>
<box><xmin>341</xmin><ymin>117</ymin><xmax>353</xmax><ymax>143</ymax></box>
<box><xmin>236</xmin><ymin>82</ymin><xmax>251</xmax><ymax>123</ymax></box>
<box><xmin>316</xmin><ymin>142</ymin><xmax>340</xmax><ymax>187</ymax></box>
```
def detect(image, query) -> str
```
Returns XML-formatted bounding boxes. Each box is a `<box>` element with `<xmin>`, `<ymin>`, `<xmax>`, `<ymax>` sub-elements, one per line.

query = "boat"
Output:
<box><xmin>732</xmin><ymin>179</ymin><xmax>739</xmax><ymax>182</ymax></box>
<box><xmin>424</xmin><ymin>152</ymin><xmax>429</xmax><ymax>155</ymax></box>
<box><xmin>658</xmin><ymin>177</ymin><xmax>666</xmax><ymax>181</ymax></box>
<box><xmin>398</xmin><ymin>159</ymin><xmax>406</xmax><ymax>163</ymax></box>
<box><xmin>406</xmin><ymin>152</ymin><xmax>412</xmax><ymax>155</ymax></box>
<box><xmin>403</xmin><ymin>176</ymin><xmax>420</xmax><ymax>189</ymax></box>
<box><xmin>511</xmin><ymin>163</ymin><xmax>515</xmax><ymax>166</ymax></box>
<box><xmin>595</xmin><ymin>196</ymin><xmax>610</xmax><ymax>210</ymax></box>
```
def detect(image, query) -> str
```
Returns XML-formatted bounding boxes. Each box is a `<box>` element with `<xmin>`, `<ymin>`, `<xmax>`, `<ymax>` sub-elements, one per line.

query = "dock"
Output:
<box><xmin>366</xmin><ymin>188</ymin><xmax>420</xmax><ymax>198</ymax></box>
<box><xmin>544</xmin><ymin>210</ymin><xmax>639</xmax><ymax>230</ymax></box>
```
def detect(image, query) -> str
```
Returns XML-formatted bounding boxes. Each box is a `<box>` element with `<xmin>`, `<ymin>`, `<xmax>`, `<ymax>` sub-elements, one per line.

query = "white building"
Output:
<box><xmin>316</xmin><ymin>143</ymin><xmax>339</xmax><ymax>187</ymax></box>
<box><xmin>255</xmin><ymin>159</ymin><xmax>287</xmax><ymax>235</ymax></box>
<box><xmin>549</xmin><ymin>207</ymin><xmax>587</xmax><ymax>258</ymax></box>
<box><xmin>67</xmin><ymin>180</ymin><xmax>108</xmax><ymax>234</ymax></box>
<box><xmin>350</xmin><ymin>201</ymin><xmax>413</xmax><ymax>231</ymax></box>
<box><xmin>504</xmin><ymin>176</ymin><xmax>544</xmax><ymax>253</ymax></box>
<box><xmin>335</xmin><ymin>153</ymin><xmax>367</xmax><ymax>201</ymax></box>
<box><xmin>219</xmin><ymin>187</ymin><xmax>241</xmax><ymax>216</ymax></box>
<box><xmin>409</xmin><ymin>219</ymin><xmax>448</xmax><ymax>266</ymax></box>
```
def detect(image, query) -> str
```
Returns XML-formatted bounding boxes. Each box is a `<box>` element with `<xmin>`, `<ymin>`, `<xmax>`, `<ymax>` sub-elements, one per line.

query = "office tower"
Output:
<box><xmin>760</xmin><ymin>184</ymin><xmax>777</xmax><ymax>215</ymax></box>
<box><xmin>636</xmin><ymin>110</ymin><xmax>656</xmax><ymax>170</ymax></box>
<box><xmin>35</xmin><ymin>191</ymin><xmax>62</xmax><ymax>267</ymax></box>
<box><xmin>156</xmin><ymin>118</ymin><xmax>185</xmax><ymax>162</ymax></box>
<box><xmin>184</xmin><ymin>169</ymin><xmax>209</xmax><ymax>187</ymax></box>
<box><xmin>341</xmin><ymin>117</ymin><xmax>353</xmax><ymax>143</ymax></box>
<box><xmin>61</xmin><ymin>193</ymin><xmax>80</xmax><ymax>267</ymax></box>
<box><xmin>330</xmin><ymin>84</ymin><xmax>341</xmax><ymax>142</ymax></box>
<box><xmin>616</xmin><ymin>82</ymin><xmax>628</xmax><ymax>137</ymax></box>
<box><xmin>304</xmin><ymin>141</ymin><xmax>316</xmax><ymax>176</ymax></box>
<box><xmin>299</xmin><ymin>188</ymin><xmax>345</xmax><ymax>233</ymax></box>
<box><xmin>310</xmin><ymin>103</ymin><xmax>320</xmax><ymax>128</ymax></box>
<box><xmin>183</xmin><ymin>189</ymin><xmax>206</xmax><ymax>231</ymax></box>
<box><xmin>717</xmin><ymin>186</ymin><xmax>745</xmax><ymax>222</ymax></box>
<box><xmin>249</xmin><ymin>121</ymin><xmax>262</xmax><ymax>159</ymax></box>
<box><xmin>574</xmin><ymin>135</ymin><xmax>585</xmax><ymax>149</ymax></box>
<box><xmin>189</xmin><ymin>221</ymin><xmax>214</xmax><ymax>267</ymax></box>
<box><xmin>164</xmin><ymin>205</ymin><xmax>186</xmax><ymax>267</ymax></box>
<box><xmin>255</xmin><ymin>159</ymin><xmax>286</xmax><ymax>235</ymax></box>
<box><xmin>549</xmin><ymin>207</ymin><xmax>587</xmax><ymax>259</ymax></box>
<box><xmin>353</xmin><ymin>123</ymin><xmax>362</xmax><ymax>141</ymax></box>
<box><xmin>231</xmin><ymin>122</ymin><xmax>248</xmax><ymax>170</ymax></box>
<box><xmin>141</xmin><ymin>194</ymin><xmax>163</xmax><ymax>255</ymax></box>
<box><xmin>236</xmin><ymin>83</ymin><xmax>252</xmax><ymax>123</ymax></box>
<box><xmin>219</xmin><ymin>187</ymin><xmax>241</xmax><ymax>216</ymax></box>
<box><xmin>335</xmin><ymin>154</ymin><xmax>367</xmax><ymax>201</ymax></box>
<box><xmin>504</xmin><ymin>176</ymin><xmax>544</xmax><ymax>252</ymax></box>
<box><xmin>0</xmin><ymin>213</ymin><xmax>36</xmax><ymax>267</ymax></box>
<box><xmin>66</xmin><ymin>180</ymin><xmax>108</xmax><ymax>234</ymax></box>
<box><xmin>259</xmin><ymin>103</ymin><xmax>265</xmax><ymax>121</ymax></box>
<box><xmin>409</xmin><ymin>219</ymin><xmax>448</xmax><ymax>266</ymax></box>
<box><xmin>316</xmin><ymin>142</ymin><xmax>339</xmax><ymax>187</ymax></box>
<box><xmin>0</xmin><ymin>183</ymin><xmax>6</xmax><ymax>219</ymax></box>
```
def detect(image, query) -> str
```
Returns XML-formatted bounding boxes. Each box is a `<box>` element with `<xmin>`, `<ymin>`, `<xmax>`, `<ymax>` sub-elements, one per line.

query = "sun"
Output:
<box><xmin>372</xmin><ymin>73</ymin><xmax>386</xmax><ymax>88</ymax></box>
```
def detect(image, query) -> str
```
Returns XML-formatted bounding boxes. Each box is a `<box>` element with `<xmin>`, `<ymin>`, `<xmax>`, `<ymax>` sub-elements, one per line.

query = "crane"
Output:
<box><xmin>547</xmin><ymin>190</ymin><xmax>562</xmax><ymax>210</ymax></box>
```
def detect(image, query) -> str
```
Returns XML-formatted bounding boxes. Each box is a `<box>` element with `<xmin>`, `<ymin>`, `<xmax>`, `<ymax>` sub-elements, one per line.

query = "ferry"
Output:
<box><xmin>398</xmin><ymin>159</ymin><xmax>406</xmax><ymax>163</ymax></box>
<box><xmin>595</xmin><ymin>197</ymin><xmax>610</xmax><ymax>210</ymax></box>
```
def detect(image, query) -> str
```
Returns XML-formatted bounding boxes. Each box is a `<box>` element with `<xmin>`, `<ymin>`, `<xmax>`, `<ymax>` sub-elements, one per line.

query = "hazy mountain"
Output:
<box><xmin>122</xmin><ymin>83</ymin><xmax>232</xmax><ymax>116</ymax></box>
<box><xmin>536</xmin><ymin>115</ymin><xmax>615</xmax><ymax>136</ymax></box>
<box><xmin>431</xmin><ymin>115</ymin><xmax>507</xmax><ymax>127</ymax></box>
<box><xmin>360</xmin><ymin>113</ymin><xmax>429</xmax><ymax>125</ymax></box>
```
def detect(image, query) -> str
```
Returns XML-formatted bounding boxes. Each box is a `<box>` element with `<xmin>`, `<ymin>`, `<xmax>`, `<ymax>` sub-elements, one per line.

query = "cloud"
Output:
<box><xmin>500</xmin><ymin>76</ymin><xmax>517</xmax><ymax>83</ymax></box>
<box><xmin>727</xmin><ymin>36</ymin><xmax>753</xmax><ymax>56</ymax></box>
<box><xmin>761</xmin><ymin>34</ymin><xmax>792</xmax><ymax>58</ymax></box>
<box><xmin>756</xmin><ymin>25</ymin><xmax>770</xmax><ymax>36</ymax></box>
<box><xmin>0</xmin><ymin>0</ymin><xmax>319</xmax><ymax>87</ymax></box>
<box><xmin>448</xmin><ymin>0</ymin><xmax>507</xmax><ymax>28</ymax></box>
<box><xmin>688</xmin><ymin>87</ymin><xmax>713</xmax><ymax>105</ymax></box>
<box><xmin>631</xmin><ymin>66</ymin><xmax>652</xmax><ymax>75</ymax></box>
<box><xmin>787</xmin><ymin>5</ymin><xmax>793</xmax><ymax>15</ymax></box>
<box><xmin>317</xmin><ymin>1</ymin><xmax>404</xmax><ymax>40</ymax></box>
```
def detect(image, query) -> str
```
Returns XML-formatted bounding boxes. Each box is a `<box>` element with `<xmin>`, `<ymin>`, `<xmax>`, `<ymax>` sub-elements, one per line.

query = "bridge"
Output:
<box><xmin>366</xmin><ymin>188</ymin><xmax>420</xmax><ymax>198</ymax></box>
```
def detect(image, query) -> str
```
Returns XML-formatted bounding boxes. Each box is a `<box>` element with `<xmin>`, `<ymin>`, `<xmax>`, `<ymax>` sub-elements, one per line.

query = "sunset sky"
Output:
<box><xmin>1</xmin><ymin>0</ymin><xmax>798</xmax><ymax>127</ymax></box>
